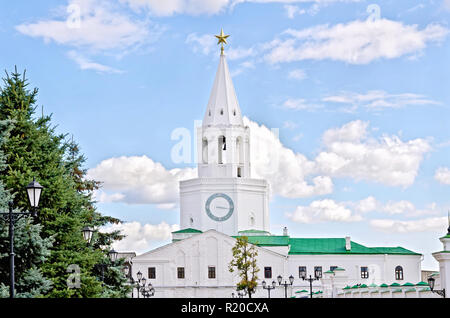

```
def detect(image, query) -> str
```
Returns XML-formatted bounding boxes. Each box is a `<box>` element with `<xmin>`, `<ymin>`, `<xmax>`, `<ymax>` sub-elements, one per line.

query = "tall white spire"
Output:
<box><xmin>202</xmin><ymin>52</ymin><xmax>244</xmax><ymax>127</ymax></box>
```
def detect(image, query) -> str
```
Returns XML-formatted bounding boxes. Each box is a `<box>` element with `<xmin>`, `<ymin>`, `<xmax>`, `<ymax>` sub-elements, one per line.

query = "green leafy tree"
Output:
<box><xmin>228</xmin><ymin>236</ymin><xmax>259</xmax><ymax>298</ymax></box>
<box><xmin>0</xmin><ymin>67</ymin><xmax>129</xmax><ymax>297</ymax></box>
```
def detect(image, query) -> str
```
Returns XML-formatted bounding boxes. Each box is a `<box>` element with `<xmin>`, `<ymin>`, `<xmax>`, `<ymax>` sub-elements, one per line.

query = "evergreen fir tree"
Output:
<box><xmin>0</xmin><ymin>119</ymin><xmax>53</xmax><ymax>298</ymax></box>
<box><xmin>0</xmin><ymin>67</ymin><xmax>130</xmax><ymax>297</ymax></box>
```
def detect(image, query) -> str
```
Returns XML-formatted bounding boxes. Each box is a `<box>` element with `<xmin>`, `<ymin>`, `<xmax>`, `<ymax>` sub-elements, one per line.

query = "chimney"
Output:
<box><xmin>345</xmin><ymin>236</ymin><xmax>351</xmax><ymax>251</ymax></box>
<box><xmin>283</xmin><ymin>227</ymin><xmax>288</xmax><ymax>236</ymax></box>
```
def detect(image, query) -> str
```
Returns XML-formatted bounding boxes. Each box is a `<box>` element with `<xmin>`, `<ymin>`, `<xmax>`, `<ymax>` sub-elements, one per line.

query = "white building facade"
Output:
<box><xmin>130</xmin><ymin>42</ymin><xmax>427</xmax><ymax>298</ymax></box>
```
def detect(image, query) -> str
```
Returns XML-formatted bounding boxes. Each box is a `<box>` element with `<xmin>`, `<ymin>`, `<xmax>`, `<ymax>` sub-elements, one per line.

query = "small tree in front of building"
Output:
<box><xmin>228</xmin><ymin>236</ymin><xmax>259</xmax><ymax>298</ymax></box>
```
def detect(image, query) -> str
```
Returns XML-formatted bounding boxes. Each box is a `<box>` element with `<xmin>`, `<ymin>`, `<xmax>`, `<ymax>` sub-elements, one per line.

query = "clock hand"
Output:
<box><xmin>215</xmin><ymin>206</ymin><xmax>228</xmax><ymax>210</ymax></box>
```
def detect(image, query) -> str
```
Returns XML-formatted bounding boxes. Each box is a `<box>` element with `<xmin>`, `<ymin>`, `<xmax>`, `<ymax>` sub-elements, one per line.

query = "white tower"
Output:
<box><xmin>432</xmin><ymin>214</ymin><xmax>450</xmax><ymax>298</ymax></box>
<box><xmin>179</xmin><ymin>30</ymin><xmax>270</xmax><ymax>237</ymax></box>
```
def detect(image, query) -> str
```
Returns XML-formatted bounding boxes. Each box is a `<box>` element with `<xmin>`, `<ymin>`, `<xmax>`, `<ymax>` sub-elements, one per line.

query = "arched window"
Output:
<box><xmin>236</xmin><ymin>137</ymin><xmax>243</xmax><ymax>165</ymax></box>
<box><xmin>218</xmin><ymin>136</ymin><xmax>226</xmax><ymax>164</ymax></box>
<box><xmin>395</xmin><ymin>266</ymin><xmax>403</xmax><ymax>280</ymax></box>
<box><xmin>202</xmin><ymin>138</ymin><xmax>208</xmax><ymax>164</ymax></box>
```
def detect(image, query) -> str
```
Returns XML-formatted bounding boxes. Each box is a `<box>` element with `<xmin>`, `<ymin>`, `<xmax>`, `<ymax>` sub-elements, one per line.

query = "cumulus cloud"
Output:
<box><xmin>349</xmin><ymin>196</ymin><xmax>440</xmax><ymax>217</ymax></box>
<box><xmin>370</xmin><ymin>217</ymin><xmax>447</xmax><ymax>233</ymax></box>
<box><xmin>244</xmin><ymin>117</ymin><xmax>334</xmax><ymax>198</ymax></box>
<box><xmin>16</xmin><ymin>0</ymin><xmax>161</xmax><ymax>53</ymax></box>
<box><xmin>264</xmin><ymin>19</ymin><xmax>448</xmax><ymax>64</ymax></box>
<box><xmin>87</xmin><ymin>155</ymin><xmax>197</xmax><ymax>205</ymax></box>
<box><xmin>104</xmin><ymin>221</ymin><xmax>179</xmax><ymax>253</ymax></box>
<box><xmin>435</xmin><ymin>167</ymin><xmax>450</xmax><ymax>185</ymax></box>
<box><xmin>315</xmin><ymin>120</ymin><xmax>431</xmax><ymax>187</ymax></box>
<box><xmin>88</xmin><ymin>118</ymin><xmax>431</xmax><ymax>205</ymax></box>
<box><xmin>286</xmin><ymin>199</ymin><xmax>363</xmax><ymax>224</ymax></box>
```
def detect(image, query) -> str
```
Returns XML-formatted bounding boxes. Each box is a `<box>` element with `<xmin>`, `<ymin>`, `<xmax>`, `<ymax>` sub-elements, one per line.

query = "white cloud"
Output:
<box><xmin>282</xmin><ymin>98</ymin><xmax>322</xmax><ymax>111</ymax></box>
<box><xmin>88</xmin><ymin>119</ymin><xmax>431</xmax><ymax>204</ymax></box>
<box><xmin>67</xmin><ymin>50</ymin><xmax>123</xmax><ymax>73</ymax></box>
<box><xmin>444</xmin><ymin>0</ymin><xmax>450</xmax><ymax>11</ymax></box>
<box><xmin>287</xmin><ymin>199</ymin><xmax>363</xmax><ymax>224</ymax></box>
<box><xmin>265</xmin><ymin>19</ymin><xmax>448</xmax><ymax>64</ymax></box>
<box><xmin>185</xmin><ymin>33</ymin><xmax>217</xmax><ymax>55</ymax></box>
<box><xmin>104</xmin><ymin>221</ymin><xmax>179</xmax><ymax>253</ymax></box>
<box><xmin>121</xmin><ymin>0</ymin><xmax>360</xmax><ymax>16</ymax></box>
<box><xmin>435</xmin><ymin>167</ymin><xmax>450</xmax><ymax>185</ymax></box>
<box><xmin>284</xmin><ymin>5</ymin><xmax>306</xmax><ymax>19</ymax></box>
<box><xmin>323</xmin><ymin>90</ymin><xmax>440</xmax><ymax>112</ymax></box>
<box><xmin>244</xmin><ymin>117</ymin><xmax>334</xmax><ymax>198</ymax></box>
<box><xmin>370</xmin><ymin>217</ymin><xmax>447</xmax><ymax>233</ymax></box>
<box><xmin>315</xmin><ymin>120</ymin><xmax>431</xmax><ymax>187</ymax></box>
<box><xmin>87</xmin><ymin>155</ymin><xmax>197</xmax><ymax>205</ymax></box>
<box><xmin>349</xmin><ymin>196</ymin><xmax>440</xmax><ymax>217</ymax></box>
<box><xmin>16</xmin><ymin>0</ymin><xmax>160</xmax><ymax>53</ymax></box>
<box><xmin>288</xmin><ymin>68</ymin><xmax>307</xmax><ymax>80</ymax></box>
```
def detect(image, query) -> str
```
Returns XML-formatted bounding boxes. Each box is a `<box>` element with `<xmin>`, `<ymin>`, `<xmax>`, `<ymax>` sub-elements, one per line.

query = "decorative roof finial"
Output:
<box><xmin>447</xmin><ymin>210</ymin><xmax>450</xmax><ymax>235</ymax></box>
<box><xmin>215</xmin><ymin>28</ymin><xmax>230</xmax><ymax>56</ymax></box>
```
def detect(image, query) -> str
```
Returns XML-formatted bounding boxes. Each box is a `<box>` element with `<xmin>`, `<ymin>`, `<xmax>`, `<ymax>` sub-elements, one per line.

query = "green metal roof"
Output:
<box><xmin>402</xmin><ymin>282</ymin><xmax>415</xmax><ymax>287</ymax></box>
<box><xmin>390</xmin><ymin>282</ymin><xmax>401</xmax><ymax>287</ymax></box>
<box><xmin>369</xmin><ymin>283</ymin><xmax>378</xmax><ymax>287</ymax></box>
<box><xmin>232</xmin><ymin>235</ymin><xmax>420</xmax><ymax>255</ymax></box>
<box><xmin>240</xmin><ymin>235</ymin><xmax>290</xmax><ymax>246</ymax></box>
<box><xmin>172</xmin><ymin>228</ymin><xmax>202</xmax><ymax>234</ymax></box>
<box><xmin>380</xmin><ymin>284</ymin><xmax>389</xmax><ymax>288</ymax></box>
<box><xmin>289</xmin><ymin>238</ymin><xmax>419</xmax><ymax>255</ymax></box>
<box><xmin>359</xmin><ymin>284</ymin><xmax>368</xmax><ymax>288</ymax></box>
<box><xmin>416</xmin><ymin>281</ymin><xmax>428</xmax><ymax>286</ymax></box>
<box><xmin>238</xmin><ymin>229</ymin><xmax>271</xmax><ymax>234</ymax></box>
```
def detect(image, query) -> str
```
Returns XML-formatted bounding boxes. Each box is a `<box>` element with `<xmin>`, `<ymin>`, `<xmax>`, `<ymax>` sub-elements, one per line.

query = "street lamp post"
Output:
<box><xmin>262</xmin><ymin>280</ymin><xmax>276</xmax><ymax>298</ymax></box>
<box><xmin>94</xmin><ymin>249</ymin><xmax>119</xmax><ymax>283</ymax></box>
<box><xmin>277</xmin><ymin>275</ymin><xmax>294</xmax><ymax>298</ymax></box>
<box><xmin>301</xmin><ymin>273</ymin><xmax>320</xmax><ymax>299</ymax></box>
<box><xmin>428</xmin><ymin>276</ymin><xmax>445</xmax><ymax>298</ymax></box>
<box><xmin>0</xmin><ymin>179</ymin><xmax>43</xmax><ymax>298</ymax></box>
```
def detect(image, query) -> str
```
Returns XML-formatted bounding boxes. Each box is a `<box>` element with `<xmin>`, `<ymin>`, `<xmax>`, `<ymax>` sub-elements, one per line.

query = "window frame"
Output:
<box><xmin>264</xmin><ymin>267</ymin><xmax>272</xmax><ymax>279</ymax></box>
<box><xmin>208</xmin><ymin>266</ymin><xmax>216</xmax><ymax>279</ymax></box>
<box><xmin>298</xmin><ymin>266</ymin><xmax>307</xmax><ymax>279</ymax></box>
<box><xmin>148</xmin><ymin>267</ymin><xmax>156</xmax><ymax>279</ymax></box>
<box><xmin>361</xmin><ymin>266</ymin><xmax>369</xmax><ymax>279</ymax></box>
<box><xmin>395</xmin><ymin>266</ymin><xmax>404</xmax><ymax>280</ymax></box>
<box><xmin>314</xmin><ymin>266</ymin><xmax>322</xmax><ymax>279</ymax></box>
<box><xmin>177</xmin><ymin>267</ymin><xmax>185</xmax><ymax>279</ymax></box>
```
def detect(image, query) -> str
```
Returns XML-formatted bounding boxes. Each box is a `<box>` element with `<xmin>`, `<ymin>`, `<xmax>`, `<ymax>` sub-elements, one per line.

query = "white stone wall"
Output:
<box><xmin>130</xmin><ymin>230</ymin><xmax>423</xmax><ymax>298</ymax></box>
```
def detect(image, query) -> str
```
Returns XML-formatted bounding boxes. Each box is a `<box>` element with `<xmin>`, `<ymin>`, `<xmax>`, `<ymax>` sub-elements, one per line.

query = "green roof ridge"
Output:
<box><xmin>415</xmin><ymin>281</ymin><xmax>428</xmax><ymax>286</ymax></box>
<box><xmin>172</xmin><ymin>228</ymin><xmax>202</xmax><ymax>234</ymax></box>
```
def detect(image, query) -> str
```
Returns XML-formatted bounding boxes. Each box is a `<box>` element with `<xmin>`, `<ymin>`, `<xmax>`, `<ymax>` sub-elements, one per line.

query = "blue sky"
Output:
<box><xmin>1</xmin><ymin>0</ymin><xmax>450</xmax><ymax>270</ymax></box>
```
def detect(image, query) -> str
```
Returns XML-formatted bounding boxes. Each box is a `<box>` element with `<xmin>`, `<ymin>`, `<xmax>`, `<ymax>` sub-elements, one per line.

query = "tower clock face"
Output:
<box><xmin>205</xmin><ymin>193</ymin><xmax>234</xmax><ymax>222</ymax></box>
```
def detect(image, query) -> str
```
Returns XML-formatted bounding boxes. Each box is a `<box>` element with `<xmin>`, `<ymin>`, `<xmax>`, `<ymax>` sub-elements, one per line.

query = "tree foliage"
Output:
<box><xmin>0</xmin><ymin>67</ymin><xmax>129</xmax><ymax>297</ymax></box>
<box><xmin>228</xmin><ymin>236</ymin><xmax>259</xmax><ymax>298</ymax></box>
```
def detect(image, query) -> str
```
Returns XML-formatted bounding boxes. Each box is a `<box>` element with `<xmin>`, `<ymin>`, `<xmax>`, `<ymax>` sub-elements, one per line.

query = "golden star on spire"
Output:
<box><xmin>215</xmin><ymin>28</ymin><xmax>230</xmax><ymax>55</ymax></box>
